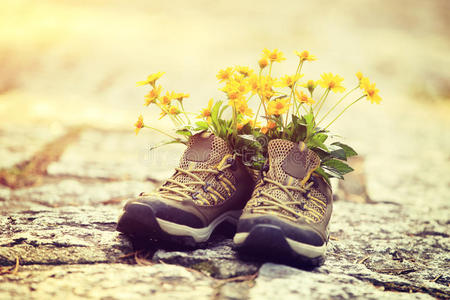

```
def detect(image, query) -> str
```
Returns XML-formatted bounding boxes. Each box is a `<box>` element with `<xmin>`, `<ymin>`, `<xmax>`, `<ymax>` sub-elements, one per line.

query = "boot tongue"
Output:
<box><xmin>267</xmin><ymin>139</ymin><xmax>320</xmax><ymax>185</ymax></box>
<box><xmin>183</xmin><ymin>131</ymin><xmax>214</xmax><ymax>163</ymax></box>
<box><xmin>178</xmin><ymin>131</ymin><xmax>229</xmax><ymax>175</ymax></box>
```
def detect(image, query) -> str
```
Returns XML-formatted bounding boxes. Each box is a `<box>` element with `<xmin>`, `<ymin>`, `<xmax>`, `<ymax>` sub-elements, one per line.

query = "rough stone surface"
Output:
<box><xmin>153</xmin><ymin>239</ymin><xmax>260</xmax><ymax>279</ymax></box>
<box><xmin>250</xmin><ymin>263</ymin><xmax>434</xmax><ymax>300</ymax></box>
<box><xmin>0</xmin><ymin>207</ymin><xmax>132</xmax><ymax>266</ymax></box>
<box><xmin>47</xmin><ymin>129</ymin><xmax>184</xmax><ymax>182</ymax></box>
<box><xmin>0</xmin><ymin>264</ymin><xmax>214</xmax><ymax>300</ymax></box>
<box><xmin>3</xmin><ymin>179</ymin><xmax>152</xmax><ymax>210</ymax></box>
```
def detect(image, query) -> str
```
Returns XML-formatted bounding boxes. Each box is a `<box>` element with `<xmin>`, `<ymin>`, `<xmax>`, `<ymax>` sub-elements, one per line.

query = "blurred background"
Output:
<box><xmin>0</xmin><ymin>0</ymin><xmax>449</xmax><ymax>126</ymax></box>
<box><xmin>0</xmin><ymin>0</ymin><xmax>449</xmax><ymax>198</ymax></box>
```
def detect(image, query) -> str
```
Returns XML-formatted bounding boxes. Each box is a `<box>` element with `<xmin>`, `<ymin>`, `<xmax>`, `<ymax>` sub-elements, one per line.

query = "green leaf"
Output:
<box><xmin>322</xmin><ymin>166</ymin><xmax>345</xmax><ymax>179</ymax></box>
<box><xmin>175</xmin><ymin>129</ymin><xmax>192</xmax><ymax>137</ymax></box>
<box><xmin>301</xmin><ymin>112</ymin><xmax>315</xmax><ymax>136</ymax></box>
<box><xmin>330</xmin><ymin>149</ymin><xmax>347</xmax><ymax>161</ymax></box>
<box><xmin>311</xmin><ymin>148</ymin><xmax>331</xmax><ymax>160</ymax></box>
<box><xmin>307</xmin><ymin>133</ymin><xmax>329</xmax><ymax>151</ymax></box>
<box><xmin>322</xmin><ymin>159</ymin><xmax>354</xmax><ymax>175</ymax></box>
<box><xmin>291</xmin><ymin>115</ymin><xmax>307</xmax><ymax>142</ymax></box>
<box><xmin>195</xmin><ymin>121</ymin><xmax>209</xmax><ymax>130</ymax></box>
<box><xmin>314</xmin><ymin>167</ymin><xmax>331</xmax><ymax>185</ymax></box>
<box><xmin>331</xmin><ymin>142</ymin><xmax>357</xmax><ymax>157</ymax></box>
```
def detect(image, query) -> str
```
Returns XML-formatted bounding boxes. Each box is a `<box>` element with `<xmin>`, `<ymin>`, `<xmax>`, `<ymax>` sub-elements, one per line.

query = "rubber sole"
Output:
<box><xmin>116</xmin><ymin>202</ymin><xmax>241</xmax><ymax>247</ymax></box>
<box><xmin>233</xmin><ymin>224</ymin><xmax>326</xmax><ymax>268</ymax></box>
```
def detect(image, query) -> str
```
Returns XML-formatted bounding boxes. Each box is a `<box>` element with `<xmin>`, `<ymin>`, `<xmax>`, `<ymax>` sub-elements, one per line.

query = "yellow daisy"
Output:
<box><xmin>356</xmin><ymin>71</ymin><xmax>364</xmax><ymax>81</ymax></box>
<box><xmin>258</xmin><ymin>57</ymin><xmax>269</xmax><ymax>69</ymax></box>
<box><xmin>295</xmin><ymin>90</ymin><xmax>315</xmax><ymax>105</ymax></box>
<box><xmin>173</xmin><ymin>92</ymin><xmax>189</xmax><ymax>103</ymax></box>
<box><xmin>318</xmin><ymin>73</ymin><xmax>346</xmax><ymax>93</ymax></box>
<box><xmin>295</xmin><ymin>50</ymin><xmax>316</xmax><ymax>62</ymax></box>
<box><xmin>236</xmin><ymin>66</ymin><xmax>253</xmax><ymax>77</ymax></box>
<box><xmin>160</xmin><ymin>92</ymin><xmax>172</xmax><ymax>105</ymax></box>
<box><xmin>144</xmin><ymin>85</ymin><xmax>162</xmax><ymax>106</ymax></box>
<box><xmin>137</xmin><ymin>72</ymin><xmax>164</xmax><ymax>87</ymax></box>
<box><xmin>134</xmin><ymin>115</ymin><xmax>144</xmax><ymax>135</ymax></box>
<box><xmin>267</xmin><ymin>98</ymin><xmax>290</xmax><ymax>116</ymax></box>
<box><xmin>216</xmin><ymin>67</ymin><xmax>233</xmax><ymax>82</ymax></box>
<box><xmin>197</xmin><ymin>99</ymin><xmax>214</xmax><ymax>122</ymax></box>
<box><xmin>262</xmin><ymin>48</ymin><xmax>286</xmax><ymax>63</ymax></box>
<box><xmin>361</xmin><ymin>79</ymin><xmax>382</xmax><ymax>104</ymax></box>
<box><xmin>278</xmin><ymin>74</ymin><xmax>303</xmax><ymax>89</ymax></box>
<box><xmin>168</xmin><ymin>105</ymin><xmax>180</xmax><ymax>115</ymax></box>
<box><xmin>236</xmin><ymin>101</ymin><xmax>254</xmax><ymax>118</ymax></box>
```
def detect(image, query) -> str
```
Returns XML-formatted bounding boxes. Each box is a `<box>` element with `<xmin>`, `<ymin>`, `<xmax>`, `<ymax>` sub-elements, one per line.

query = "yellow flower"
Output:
<box><xmin>361</xmin><ymin>79</ymin><xmax>382</xmax><ymax>104</ymax></box>
<box><xmin>260</xmin><ymin>121</ymin><xmax>276</xmax><ymax>134</ymax></box>
<box><xmin>168</xmin><ymin>105</ymin><xmax>180</xmax><ymax>115</ymax></box>
<box><xmin>258</xmin><ymin>57</ymin><xmax>269</xmax><ymax>69</ymax></box>
<box><xmin>267</xmin><ymin>98</ymin><xmax>290</xmax><ymax>116</ymax></box>
<box><xmin>318</xmin><ymin>73</ymin><xmax>346</xmax><ymax>93</ymax></box>
<box><xmin>295</xmin><ymin>90</ymin><xmax>315</xmax><ymax>105</ymax></box>
<box><xmin>197</xmin><ymin>99</ymin><xmax>214</xmax><ymax>122</ymax></box>
<box><xmin>217</xmin><ymin>67</ymin><xmax>233</xmax><ymax>82</ymax></box>
<box><xmin>258</xmin><ymin>76</ymin><xmax>276</xmax><ymax>101</ymax></box>
<box><xmin>300</xmin><ymin>80</ymin><xmax>318</xmax><ymax>94</ymax></box>
<box><xmin>236</xmin><ymin>101</ymin><xmax>254</xmax><ymax>118</ymax></box>
<box><xmin>173</xmin><ymin>92</ymin><xmax>189</xmax><ymax>102</ymax></box>
<box><xmin>295</xmin><ymin>50</ymin><xmax>316</xmax><ymax>62</ymax></box>
<box><xmin>137</xmin><ymin>72</ymin><xmax>164</xmax><ymax>87</ymax></box>
<box><xmin>249</xmin><ymin>74</ymin><xmax>259</xmax><ymax>93</ymax></box>
<box><xmin>160</xmin><ymin>92</ymin><xmax>172</xmax><ymax>105</ymax></box>
<box><xmin>356</xmin><ymin>71</ymin><xmax>364</xmax><ymax>81</ymax></box>
<box><xmin>262</xmin><ymin>48</ymin><xmax>286</xmax><ymax>63</ymax></box>
<box><xmin>278</xmin><ymin>74</ymin><xmax>303</xmax><ymax>89</ymax></box>
<box><xmin>134</xmin><ymin>115</ymin><xmax>144</xmax><ymax>135</ymax></box>
<box><xmin>236</xmin><ymin>66</ymin><xmax>253</xmax><ymax>77</ymax></box>
<box><xmin>144</xmin><ymin>85</ymin><xmax>162</xmax><ymax>106</ymax></box>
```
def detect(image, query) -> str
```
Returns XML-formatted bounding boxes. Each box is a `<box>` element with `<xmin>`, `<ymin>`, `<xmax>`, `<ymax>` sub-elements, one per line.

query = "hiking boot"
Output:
<box><xmin>233</xmin><ymin>139</ymin><xmax>332</xmax><ymax>267</ymax></box>
<box><xmin>117</xmin><ymin>132</ymin><xmax>255</xmax><ymax>246</ymax></box>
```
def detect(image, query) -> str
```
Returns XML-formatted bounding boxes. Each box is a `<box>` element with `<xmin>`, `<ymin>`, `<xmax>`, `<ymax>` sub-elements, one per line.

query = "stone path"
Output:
<box><xmin>1</xmin><ymin>119</ymin><xmax>449</xmax><ymax>299</ymax></box>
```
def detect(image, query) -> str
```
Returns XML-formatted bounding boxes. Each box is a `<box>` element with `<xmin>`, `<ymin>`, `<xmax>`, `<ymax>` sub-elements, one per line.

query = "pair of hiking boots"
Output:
<box><xmin>117</xmin><ymin>132</ymin><xmax>332</xmax><ymax>267</ymax></box>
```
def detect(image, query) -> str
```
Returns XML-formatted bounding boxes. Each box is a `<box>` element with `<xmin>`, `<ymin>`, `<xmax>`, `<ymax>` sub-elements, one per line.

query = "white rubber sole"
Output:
<box><xmin>233</xmin><ymin>232</ymin><xmax>327</xmax><ymax>258</ymax></box>
<box><xmin>156</xmin><ymin>210</ymin><xmax>242</xmax><ymax>243</ymax></box>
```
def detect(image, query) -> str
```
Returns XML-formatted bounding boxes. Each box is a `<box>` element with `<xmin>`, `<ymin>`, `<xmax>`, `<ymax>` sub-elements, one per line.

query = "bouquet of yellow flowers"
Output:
<box><xmin>134</xmin><ymin>49</ymin><xmax>381</xmax><ymax>184</ymax></box>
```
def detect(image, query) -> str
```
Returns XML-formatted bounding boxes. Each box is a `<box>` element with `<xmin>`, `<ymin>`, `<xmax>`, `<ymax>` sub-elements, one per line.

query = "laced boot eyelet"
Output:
<box><xmin>299</xmin><ymin>202</ymin><xmax>306</xmax><ymax>211</ymax></box>
<box><xmin>215</xmin><ymin>170</ymin><xmax>224</xmax><ymax>181</ymax></box>
<box><xmin>202</xmin><ymin>183</ymin><xmax>210</xmax><ymax>193</ymax></box>
<box><xmin>226</xmin><ymin>157</ymin><xmax>237</xmax><ymax>171</ymax></box>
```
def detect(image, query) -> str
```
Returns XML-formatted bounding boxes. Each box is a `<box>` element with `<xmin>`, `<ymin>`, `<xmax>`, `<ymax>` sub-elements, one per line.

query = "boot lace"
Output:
<box><xmin>250</xmin><ymin>175</ymin><xmax>326</xmax><ymax>223</ymax></box>
<box><xmin>140</xmin><ymin>154</ymin><xmax>235</xmax><ymax>205</ymax></box>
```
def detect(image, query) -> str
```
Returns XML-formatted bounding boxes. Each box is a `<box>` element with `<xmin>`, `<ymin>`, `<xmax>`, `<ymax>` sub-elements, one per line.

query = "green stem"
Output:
<box><xmin>144</xmin><ymin>125</ymin><xmax>179</xmax><ymax>140</ymax></box>
<box><xmin>180</xmin><ymin>102</ymin><xmax>191</xmax><ymax>124</ymax></box>
<box><xmin>314</xmin><ymin>89</ymin><xmax>330</xmax><ymax>120</ymax></box>
<box><xmin>323</xmin><ymin>96</ymin><xmax>366</xmax><ymax>130</ymax></box>
<box><xmin>285</xmin><ymin>60</ymin><xmax>303</xmax><ymax>127</ymax></box>
<box><xmin>232</xmin><ymin>103</ymin><xmax>237</xmax><ymax>137</ymax></box>
<box><xmin>316</xmin><ymin>86</ymin><xmax>358</xmax><ymax>126</ymax></box>
<box><xmin>253</xmin><ymin>101</ymin><xmax>262</xmax><ymax>130</ymax></box>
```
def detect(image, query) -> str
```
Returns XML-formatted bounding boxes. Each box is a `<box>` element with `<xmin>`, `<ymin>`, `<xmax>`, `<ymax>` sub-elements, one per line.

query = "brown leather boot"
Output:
<box><xmin>233</xmin><ymin>139</ymin><xmax>332</xmax><ymax>267</ymax></box>
<box><xmin>117</xmin><ymin>132</ymin><xmax>255</xmax><ymax>246</ymax></box>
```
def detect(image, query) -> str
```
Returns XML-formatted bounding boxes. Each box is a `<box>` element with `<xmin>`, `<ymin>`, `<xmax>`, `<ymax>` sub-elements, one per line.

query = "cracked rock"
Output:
<box><xmin>0</xmin><ymin>207</ymin><xmax>131</xmax><ymax>266</ymax></box>
<box><xmin>0</xmin><ymin>264</ymin><xmax>214</xmax><ymax>300</ymax></box>
<box><xmin>153</xmin><ymin>239</ymin><xmax>260</xmax><ymax>279</ymax></box>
